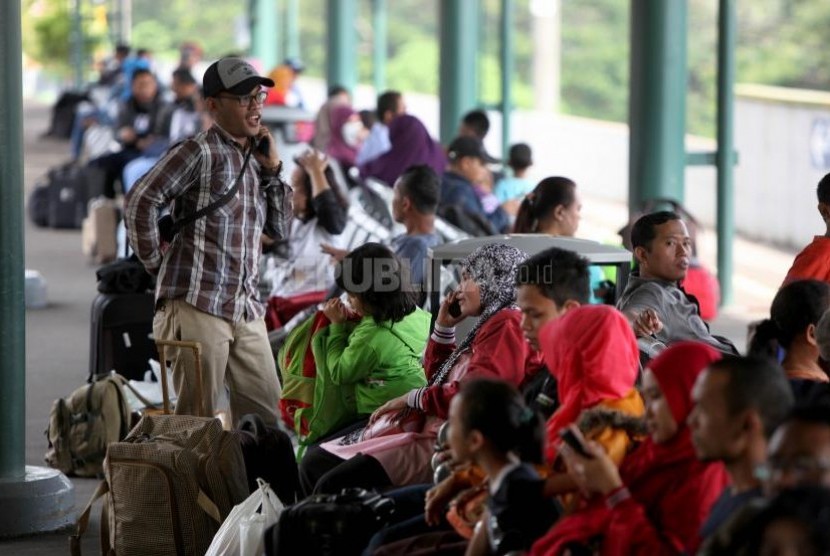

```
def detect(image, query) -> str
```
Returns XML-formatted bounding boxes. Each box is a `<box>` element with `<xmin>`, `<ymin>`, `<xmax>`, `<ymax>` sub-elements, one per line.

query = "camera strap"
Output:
<box><xmin>169</xmin><ymin>141</ymin><xmax>255</xmax><ymax>235</ymax></box>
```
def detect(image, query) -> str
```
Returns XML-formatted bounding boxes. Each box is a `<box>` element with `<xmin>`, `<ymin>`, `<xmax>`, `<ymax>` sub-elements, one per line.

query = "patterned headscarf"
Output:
<box><xmin>430</xmin><ymin>243</ymin><xmax>528</xmax><ymax>386</ymax></box>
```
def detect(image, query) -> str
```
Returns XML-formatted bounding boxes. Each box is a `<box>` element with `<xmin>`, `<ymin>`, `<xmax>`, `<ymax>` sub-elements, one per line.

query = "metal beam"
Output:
<box><xmin>438</xmin><ymin>0</ymin><xmax>479</xmax><ymax>144</ymax></box>
<box><xmin>628</xmin><ymin>0</ymin><xmax>688</xmax><ymax>215</ymax></box>
<box><xmin>326</xmin><ymin>0</ymin><xmax>357</xmax><ymax>92</ymax></box>
<box><xmin>500</xmin><ymin>0</ymin><xmax>514</xmax><ymax>160</ymax></box>
<box><xmin>285</xmin><ymin>0</ymin><xmax>300</xmax><ymax>60</ymax></box>
<box><xmin>0</xmin><ymin>0</ymin><xmax>26</xmax><ymax>482</ymax></box>
<box><xmin>251</xmin><ymin>0</ymin><xmax>279</xmax><ymax>72</ymax></box>
<box><xmin>716</xmin><ymin>0</ymin><xmax>736</xmax><ymax>306</ymax></box>
<box><xmin>0</xmin><ymin>0</ymin><xmax>76</xmax><ymax>537</ymax></box>
<box><xmin>372</xmin><ymin>0</ymin><xmax>387</xmax><ymax>93</ymax></box>
<box><xmin>72</xmin><ymin>0</ymin><xmax>84</xmax><ymax>89</ymax></box>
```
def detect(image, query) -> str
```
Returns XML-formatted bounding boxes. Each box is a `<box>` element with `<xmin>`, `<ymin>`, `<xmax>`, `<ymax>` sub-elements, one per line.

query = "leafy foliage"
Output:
<box><xmin>21</xmin><ymin>0</ymin><xmax>830</xmax><ymax>138</ymax></box>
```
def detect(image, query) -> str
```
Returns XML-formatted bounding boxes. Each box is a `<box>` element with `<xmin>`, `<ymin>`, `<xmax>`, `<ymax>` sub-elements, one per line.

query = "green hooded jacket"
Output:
<box><xmin>314</xmin><ymin>307</ymin><xmax>431</xmax><ymax>416</ymax></box>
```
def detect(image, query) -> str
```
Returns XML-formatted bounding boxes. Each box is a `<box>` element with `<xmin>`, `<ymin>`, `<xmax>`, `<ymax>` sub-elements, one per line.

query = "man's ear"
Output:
<box><xmin>633</xmin><ymin>245</ymin><xmax>648</xmax><ymax>266</ymax></box>
<box><xmin>819</xmin><ymin>202</ymin><xmax>830</xmax><ymax>222</ymax></box>
<box><xmin>468</xmin><ymin>429</ymin><xmax>485</xmax><ymax>453</ymax></box>
<box><xmin>806</xmin><ymin>323</ymin><xmax>818</xmax><ymax>347</ymax></box>
<box><xmin>743</xmin><ymin>410</ymin><xmax>765</xmax><ymax>438</ymax></box>
<box><xmin>401</xmin><ymin>196</ymin><xmax>412</xmax><ymax>213</ymax></box>
<box><xmin>562</xmin><ymin>299</ymin><xmax>581</xmax><ymax>313</ymax></box>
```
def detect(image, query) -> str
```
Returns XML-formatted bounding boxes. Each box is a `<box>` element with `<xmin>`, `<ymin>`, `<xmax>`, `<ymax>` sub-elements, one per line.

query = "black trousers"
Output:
<box><xmin>300</xmin><ymin>445</ymin><xmax>392</xmax><ymax>496</ymax></box>
<box><xmin>90</xmin><ymin>147</ymin><xmax>141</xmax><ymax>198</ymax></box>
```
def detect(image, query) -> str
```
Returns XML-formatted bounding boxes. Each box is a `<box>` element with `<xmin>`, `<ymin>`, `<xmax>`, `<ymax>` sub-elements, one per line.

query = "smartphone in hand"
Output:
<box><xmin>447</xmin><ymin>299</ymin><xmax>462</xmax><ymax>318</ymax></box>
<box><xmin>559</xmin><ymin>425</ymin><xmax>593</xmax><ymax>458</ymax></box>
<box><xmin>256</xmin><ymin>135</ymin><xmax>271</xmax><ymax>156</ymax></box>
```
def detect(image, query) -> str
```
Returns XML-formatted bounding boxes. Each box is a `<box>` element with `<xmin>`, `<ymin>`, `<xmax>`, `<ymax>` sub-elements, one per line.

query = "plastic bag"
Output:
<box><xmin>205</xmin><ymin>478</ymin><xmax>283</xmax><ymax>556</ymax></box>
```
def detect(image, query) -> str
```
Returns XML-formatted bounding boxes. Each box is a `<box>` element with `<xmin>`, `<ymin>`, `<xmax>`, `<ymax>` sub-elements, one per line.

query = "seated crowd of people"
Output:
<box><xmin>98</xmin><ymin>52</ymin><xmax>830</xmax><ymax>555</ymax></box>
<box><xmin>264</xmin><ymin>194</ymin><xmax>830</xmax><ymax>554</ymax></box>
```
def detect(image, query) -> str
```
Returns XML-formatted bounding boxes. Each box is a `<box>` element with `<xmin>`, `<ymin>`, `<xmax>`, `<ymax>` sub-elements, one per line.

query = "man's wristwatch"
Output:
<box><xmin>261</xmin><ymin>160</ymin><xmax>283</xmax><ymax>176</ymax></box>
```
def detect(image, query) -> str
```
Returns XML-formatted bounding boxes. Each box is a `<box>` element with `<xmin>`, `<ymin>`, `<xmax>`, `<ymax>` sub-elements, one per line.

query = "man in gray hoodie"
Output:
<box><xmin>616</xmin><ymin>210</ymin><xmax>736</xmax><ymax>354</ymax></box>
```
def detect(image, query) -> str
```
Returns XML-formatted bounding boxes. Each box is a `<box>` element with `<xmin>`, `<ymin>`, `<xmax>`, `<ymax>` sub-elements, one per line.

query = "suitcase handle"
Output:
<box><xmin>154</xmin><ymin>339</ymin><xmax>204</xmax><ymax>417</ymax></box>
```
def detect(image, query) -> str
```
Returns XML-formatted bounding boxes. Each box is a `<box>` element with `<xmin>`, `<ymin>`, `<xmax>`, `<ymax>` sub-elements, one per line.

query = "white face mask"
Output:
<box><xmin>341</xmin><ymin>120</ymin><xmax>364</xmax><ymax>147</ymax></box>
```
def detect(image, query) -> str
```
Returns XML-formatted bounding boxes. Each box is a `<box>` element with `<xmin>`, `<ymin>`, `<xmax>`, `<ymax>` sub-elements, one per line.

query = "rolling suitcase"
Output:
<box><xmin>89</xmin><ymin>292</ymin><xmax>157</xmax><ymax>382</ymax></box>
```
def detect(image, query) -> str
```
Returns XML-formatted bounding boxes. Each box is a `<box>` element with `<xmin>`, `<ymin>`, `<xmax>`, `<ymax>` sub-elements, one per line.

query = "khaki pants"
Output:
<box><xmin>153</xmin><ymin>299</ymin><xmax>281</xmax><ymax>427</ymax></box>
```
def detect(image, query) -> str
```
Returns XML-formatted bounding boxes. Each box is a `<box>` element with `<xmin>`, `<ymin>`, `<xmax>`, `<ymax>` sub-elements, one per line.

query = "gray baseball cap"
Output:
<box><xmin>202</xmin><ymin>57</ymin><xmax>274</xmax><ymax>98</ymax></box>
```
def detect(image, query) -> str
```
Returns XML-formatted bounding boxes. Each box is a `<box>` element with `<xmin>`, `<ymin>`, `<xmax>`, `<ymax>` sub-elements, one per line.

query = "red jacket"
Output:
<box><xmin>531</xmin><ymin>431</ymin><xmax>728</xmax><ymax>556</ymax></box>
<box><xmin>532</xmin><ymin>342</ymin><xmax>729</xmax><ymax>556</ymax></box>
<box><xmin>420</xmin><ymin>308</ymin><xmax>543</xmax><ymax>419</ymax></box>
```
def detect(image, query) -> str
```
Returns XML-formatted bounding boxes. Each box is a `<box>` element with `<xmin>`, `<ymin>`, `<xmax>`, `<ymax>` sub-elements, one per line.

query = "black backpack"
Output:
<box><xmin>265</xmin><ymin>488</ymin><xmax>395</xmax><ymax>556</ymax></box>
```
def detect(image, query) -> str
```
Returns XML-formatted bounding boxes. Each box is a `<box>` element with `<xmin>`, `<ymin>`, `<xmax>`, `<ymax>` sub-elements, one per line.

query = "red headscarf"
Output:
<box><xmin>620</xmin><ymin>341</ymin><xmax>722</xmax><ymax>481</ymax></box>
<box><xmin>531</xmin><ymin>341</ymin><xmax>729</xmax><ymax>556</ymax></box>
<box><xmin>650</xmin><ymin>340</ymin><xmax>721</xmax><ymax>426</ymax></box>
<box><xmin>539</xmin><ymin>305</ymin><xmax>639</xmax><ymax>463</ymax></box>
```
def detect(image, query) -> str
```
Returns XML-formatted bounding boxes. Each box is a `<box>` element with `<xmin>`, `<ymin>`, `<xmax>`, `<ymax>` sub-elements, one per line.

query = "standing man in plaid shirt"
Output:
<box><xmin>125</xmin><ymin>58</ymin><xmax>290</xmax><ymax>426</ymax></box>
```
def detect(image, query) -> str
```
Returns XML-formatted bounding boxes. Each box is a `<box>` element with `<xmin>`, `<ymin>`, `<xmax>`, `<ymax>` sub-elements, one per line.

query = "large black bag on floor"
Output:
<box><xmin>47</xmin><ymin>163</ymin><xmax>88</xmax><ymax>229</ymax></box>
<box><xmin>28</xmin><ymin>181</ymin><xmax>51</xmax><ymax>227</ymax></box>
<box><xmin>89</xmin><ymin>292</ymin><xmax>157</xmax><ymax>382</ymax></box>
<box><xmin>42</xmin><ymin>163</ymin><xmax>106</xmax><ymax>230</ymax></box>
<box><xmin>233</xmin><ymin>413</ymin><xmax>301</xmax><ymax>506</ymax></box>
<box><xmin>265</xmin><ymin>488</ymin><xmax>395</xmax><ymax>556</ymax></box>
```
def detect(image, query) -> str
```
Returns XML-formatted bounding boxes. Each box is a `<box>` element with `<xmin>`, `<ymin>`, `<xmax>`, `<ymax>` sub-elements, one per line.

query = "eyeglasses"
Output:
<box><xmin>755</xmin><ymin>457</ymin><xmax>830</xmax><ymax>481</ymax></box>
<box><xmin>217</xmin><ymin>90</ymin><xmax>267</xmax><ymax>107</ymax></box>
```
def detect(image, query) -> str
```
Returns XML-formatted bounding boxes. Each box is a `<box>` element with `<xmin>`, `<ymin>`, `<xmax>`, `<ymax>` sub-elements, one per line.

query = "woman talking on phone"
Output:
<box><xmin>298</xmin><ymin>243</ymin><xmax>544</xmax><ymax>495</ymax></box>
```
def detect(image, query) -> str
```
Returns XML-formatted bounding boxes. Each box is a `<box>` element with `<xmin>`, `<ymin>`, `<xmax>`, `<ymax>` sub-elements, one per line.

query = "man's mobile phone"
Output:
<box><xmin>559</xmin><ymin>426</ymin><xmax>592</xmax><ymax>458</ymax></box>
<box><xmin>447</xmin><ymin>299</ymin><xmax>462</xmax><ymax>318</ymax></box>
<box><xmin>256</xmin><ymin>135</ymin><xmax>270</xmax><ymax>156</ymax></box>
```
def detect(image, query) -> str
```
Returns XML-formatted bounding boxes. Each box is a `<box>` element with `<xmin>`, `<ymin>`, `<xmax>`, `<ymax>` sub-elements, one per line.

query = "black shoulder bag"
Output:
<box><xmin>157</xmin><ymin>143</ymin><xmax>254</xmax><ymax>243</ymax></box>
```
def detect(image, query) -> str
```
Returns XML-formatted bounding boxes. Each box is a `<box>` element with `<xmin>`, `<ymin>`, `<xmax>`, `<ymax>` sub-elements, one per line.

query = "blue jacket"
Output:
<box><xmin>440</xmin><ymin>171</ymin><xmax>509</xmax><ymax>233</ymax></box>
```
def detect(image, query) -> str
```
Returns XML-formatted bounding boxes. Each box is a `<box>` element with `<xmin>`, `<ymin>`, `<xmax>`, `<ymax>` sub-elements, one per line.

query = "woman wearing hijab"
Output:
<box><xmin>359</xmin><ymin>114</ymin><xmax>447</xmax><ymax>187</ymax></box>
<box><xmin>538</xmin><ymin>305</ymin><xmax>645</xmax><ymax>507</ymax></box>
<box><xmin>326</xmin><ymin>104</ymin><xmax>365</xmax><ymax>172</ymax></box>
<box><xmin>532</xmin><ymin>341</ymin><xmax>729</xmax><ymax>556</ymax></box>
<box><xmin>298</xmin><ymin>243</ymin><xmax>543</xmax><ymax>495</ymax></box>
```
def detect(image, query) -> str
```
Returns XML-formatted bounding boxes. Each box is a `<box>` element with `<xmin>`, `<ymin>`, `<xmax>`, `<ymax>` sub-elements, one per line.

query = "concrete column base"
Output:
<box><xmin>0</xmin><ymin>466</ymin><xmax>74</xmax><ymax>537</ymax></box>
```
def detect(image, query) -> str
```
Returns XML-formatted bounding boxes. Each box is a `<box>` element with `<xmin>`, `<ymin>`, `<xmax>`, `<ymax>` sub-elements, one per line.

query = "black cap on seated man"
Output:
<box><xmin>439</xmin><ymin>136</ymin><xmax>508</xmax><ymax>235</ymax></box>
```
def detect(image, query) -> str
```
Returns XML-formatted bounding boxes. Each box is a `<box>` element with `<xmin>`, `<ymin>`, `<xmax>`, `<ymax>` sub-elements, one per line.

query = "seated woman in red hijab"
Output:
<box><xmin>538</xmin><ymin>305</ymin><xmax>646</xmax><ymax>510</ymax></box>
<box><xmin>531</xmin><ymin>341</ymin><xmax>729</xmax><ymax>556</ymax></box>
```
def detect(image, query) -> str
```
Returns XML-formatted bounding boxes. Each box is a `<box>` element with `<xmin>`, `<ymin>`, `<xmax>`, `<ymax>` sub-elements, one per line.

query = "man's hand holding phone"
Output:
<box><xmin>254</xmin><ymin>126</ymin><xmax>281</xmax><ymax>173</ymax></box>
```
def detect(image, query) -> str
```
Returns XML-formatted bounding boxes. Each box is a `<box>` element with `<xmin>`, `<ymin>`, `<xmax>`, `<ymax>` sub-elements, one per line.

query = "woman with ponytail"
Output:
<box><xmin>513</xmin><ymin>177</ymin><xmax>605</xmax><ymax>302</ymax></box>
<box><xmin>448</xmin><ymin>379</ymin><xmax>559</xmax><ymax>555</ymax></box>
<box><xmin>749</xmin><ymin>279</ymin><xmax>830</xmax><ymax>391</ymax></box>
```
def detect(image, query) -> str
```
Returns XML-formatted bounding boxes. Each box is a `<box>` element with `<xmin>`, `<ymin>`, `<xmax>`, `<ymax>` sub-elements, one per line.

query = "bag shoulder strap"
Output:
<box><xmin>69</xmin><ymin>479</ymin><xmax>109</xmax><ymax>556</ymax></box>
<box><xmin>171</xmin><ymin>142</ymin><xmax>255</xmax><ymax>235</ymax></box>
